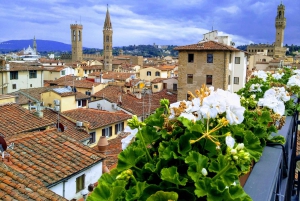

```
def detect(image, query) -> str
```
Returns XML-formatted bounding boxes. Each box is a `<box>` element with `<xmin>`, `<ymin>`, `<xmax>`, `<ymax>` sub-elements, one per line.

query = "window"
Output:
<box><xmin>187</xmin><ymin>93</ymin><xmax>191</xmax><ymax>100</ymax></box>
<box><xmin>106</xmin><ymin>35</ymin><xmax>109</xmax><ymax>42</ymax></box>
<box><xmin>84</xmin><ymin>70</ymin><xmax>87</xmax><ymax>74</ymax></box>
<box><xmin>206</xmin><ymin>75</ymin><xmax>213</xmax><ymax>85</ymax></box>
<box><xmin>61</xmin><ymin>70</ymin><xmax>65</xmax><ymax>76</ymax></box>
<box><xmin>73</xmin><ymin>30</ymin><xmax>76</xmax><ymax>41</ymax></box>
<box><xmin>12</xmin><ymin>84</ymin><xmax>17</xmax><ymax>89</ymax></box>
<box><xmin>78</xmin><ymin>30</ymin><xmax>81</xmax><ymax>41</ymax></box>
<box><xmin>188</xmin><ymin>54</ymin><xmax>194</xmax><ymax>63</ymax></box>
<box><xmin>155</xmin><ymin>71</ymin><xmax>160</xmax><ymax>76</ymax></box>
<box><xmin>187</xmin><ymin>74</ymin><xmax>193</xmax><ymax>84</ymax></box>
<box><xmin>76</xmin><ymin>174</ymin><xmax>85</xmax><ymax>193</ymax></box>
<box><xmin>234</xmin><ymin>77</ymin><xmax>239</xmax><ymax>84</ymax></box>
<box><xmin>147</xmin><ymin>71</ymin><xmax>151</xmax><ymax>76</ymax></box>
<box><xmin>154</xmin><ymin>85</ymin><xmax>158</xmax><ymax>89</ymax></box>
<box><xmin>207</xmin><ymin>54</ymin><xmax>213</xmax><ymax>63</ymax></box>
<box><xmin>89</xmin><ymin>132</ymin><xmax>96</xmax><ymax>144</ymax></box>
<box><xmin>10</xmin><ymin>72</ymin><xmax>18</xmax><ymax>80</ymax></box>
<box><xmin>77</xmin><ymin>100</ymin><xmax>87</xmax><ymax>108</ymax></box>
<box><xmin>30</xmin><ymin>84</ymin><xmax>32</xmax><ymax>87</ymax></box>
<box><xmin>102</xmin><ymin>126</ymin><xmax>112</xmax><ymax>137</ymax></box>
<box><xmin>229</xmin><ymin>54</ymin><xmax>232</xmax><ymax>63</ymax></box>
<box><xmin>228</xmin><ymin>75</ymin><xmax>230</xmax><ymax>84</ymax></box>
<box><xmin>115</xmin><ymin>122</ymin><xmax>124</xmax><ymax>134</ymax></box>
<box><xmin>29</xmin><ymin>70</ymin><xmax>37</xmax><ymax>79</ymax></box>
<box><xmin>235</xmin><ymin>57</ymin><xmax>240</xmax><ymax>64</ymax></box>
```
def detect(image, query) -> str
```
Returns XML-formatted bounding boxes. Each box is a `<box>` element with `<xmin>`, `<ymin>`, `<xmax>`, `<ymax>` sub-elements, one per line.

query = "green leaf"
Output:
<box><xmin>158</xmin><ymin>141</ymin><xmax>179</xmax><ymax>160</ymax></box>
<box><xmin>139</xmin><ymin>126</ymin><xmax>160</xmax><ymax>145</ymax></box>
<box><xmin>98</xmin><ymin>168</ymin><xmax>119</xmax><ymax>186</ymax></box>
<box><xmin>146</xmin><ymin>191</ymin><xmax>178</xmax><ymax>201</ymax></box>
<box><xmin>178</xmin><ymin>134</ymin><xmax>192</xmax><ymax>156</ymax></box>
<box><xmin>117</xmin><ymin>146</ymin><xmax>145</xmax><ymax>171</ymax></box>
<box><xmin>209</xmin><ymin>155</ymin><xmax>238</xmax><ymax>186</ymax></box>
<box><xmin>178</xmin><ymin>116</ymin><xmax>194</xmax><ymax>129</ymax></box>
<box><xmin>185</xmin><ymin>151</ymin><xmax>209</xmax><ymax>182</ymax></box>
<box><xmin>144</xmin><ymin>162</ymin><xmax>156</xmax><ymax>173</ymax></box>
<box><xmin>126</xmin><ymin>181</ymin><xmax>149</xmax><ymax>201</ymax></box>
<box><xmin>161</xmin><ymin>166</ymin><xmax>188</xmax><ymax>186</ymax></box>
<box><xmin>194</xmin><ymin>177</ymin><xmax>211</xmax><ymax>198</ymax></box>
<box><xmin>87</xmin><ymin>181</ymin><xmax>126</xmax><ymax>201</ymax></box>
<box><xmin>243</xmin><ymin>131</ymin><xmax>263</xmax><ymax>162</ymax></box>
<box><xmin>223</xmin><ymin>185</ymin><xmax>252</xmax><ymax>201</ymax></box>
<box><xmin>268</xmin><ymin>135</ymin><xmax>285</xmax><ymax>144</ymax></box>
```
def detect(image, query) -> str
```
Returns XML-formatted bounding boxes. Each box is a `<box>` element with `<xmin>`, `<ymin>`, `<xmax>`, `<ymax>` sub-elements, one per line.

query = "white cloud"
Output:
<box><xmin>218</xmin><ymin>5</ymin><xmax>240</xmax><ymax>14</ymax></box>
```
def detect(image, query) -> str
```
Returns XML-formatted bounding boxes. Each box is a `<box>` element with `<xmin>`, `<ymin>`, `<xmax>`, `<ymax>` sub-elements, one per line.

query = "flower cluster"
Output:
<box><xmin>170</xmin><ymin>86</ymin><xmax>245</xmax><ymax>125</ymax></box>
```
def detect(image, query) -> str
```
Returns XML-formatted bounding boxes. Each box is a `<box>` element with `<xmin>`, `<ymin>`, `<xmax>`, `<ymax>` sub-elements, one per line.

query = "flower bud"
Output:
<box><xmin>236</xmin><ymin>143</ymin><xmax>244</xmax><ymax>150</ymax></box>
<box><xmin>201</xmin><ymin>168</ymin><xmax>208</xmax><ymax>176</ymax></box>
<box><xmin>233</xmin><ymin>156</ymin><xmax>238</xmax><ymax>160</ymax></box>
<box><xmin>230</xmin><ymin>149</ymin><xmax>237</xmax><ymax>155</ymax></box>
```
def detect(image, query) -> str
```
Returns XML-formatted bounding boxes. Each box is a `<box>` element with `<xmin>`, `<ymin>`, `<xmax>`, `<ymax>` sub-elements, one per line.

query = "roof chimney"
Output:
<box><xmin>97</xmin><ymin>136</ymin><xmax>108</xmax><ymax>153</ymax></box>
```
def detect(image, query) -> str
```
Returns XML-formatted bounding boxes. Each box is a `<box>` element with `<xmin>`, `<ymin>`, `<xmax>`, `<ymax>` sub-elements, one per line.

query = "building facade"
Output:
<box><xmin>103</xmin><ymin>6</ymin><xmax>113</xmax><ymax>71</ymax></box>
<box><xmin>175</xmin><ymin>41</ymin><xmax>247</xmax><ymax>100</ymax></box>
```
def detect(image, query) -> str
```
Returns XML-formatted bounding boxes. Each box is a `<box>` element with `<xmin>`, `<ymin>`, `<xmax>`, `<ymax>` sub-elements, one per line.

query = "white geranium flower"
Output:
<box><xmin>249</xmin><ymin>84</ymin><xmax>262</xmax><ymax>92</ymax></box>
<box><xmin>121</xmin><ymin>126</ymin><xmax>138</xmax><ymax>150</ymax></box>
<box><xmin>215</xmin><ymin>89</ymin><xmax>241</xmax><ymax>107</ymax></box>
<box><xmin>272</xmin><ymin>72</ymin><xmax>284</xmax><ymax>80</ymax></box>
<box><xmin>293</xmin><ymin>69</ymin><xmax>300</xmax><ymax>75</ymax></box>
<box><xmin>225</xmin><ymin>135</ymin><xmax>235</xmax><ymax>148</ymax></box>
<box><xmin>200</xmin><ymin>93</ymin><xmax>226</xmax><ymax>118</ymax></box>
<box><xmin>287</xmin><ymin>75</ymin><xmax>300</xmax><ymax>87</ymax></box>
<box><xmin>226</xmin><ymin>105</ymin><xmax>245</xmax><ymax>125</ymax></box>
<box><xmin>252</xmin><ymin>70</ymin><xmax>268</xmax><ymax>81</ymax></box>
<box><xmin>179</xmin><ymin>112</ymin><xmax>196</xmax><ymax>122</ymax></box>
<box><xmin>258</xmin><ymin>97</ymin><xmax>285</xmax><ymax>116</ymax></box>
<box><xmin>264</xmin><ymin>87</ymin><xmax>290</xmax><ymax>103</ymax></box>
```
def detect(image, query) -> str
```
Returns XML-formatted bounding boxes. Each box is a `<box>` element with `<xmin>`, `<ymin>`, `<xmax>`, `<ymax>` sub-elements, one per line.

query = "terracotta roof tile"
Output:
<box><xmin>9</xmin><ymin>87</ymin><xmax>56</xmax><ymax>105</ymax></box>
<box><xmin>0</xmin><ymin>163</ymin><xmax>67</xmax><ymax>201</ymax></box>
<box><xmin>62</xmin><ymin>108</ymin><xmax>131</xmax><ymax>129</ymax></box>
<box><xmin>0</xmin><ymin>103</ymin><xmax>54</xmax><ymax>138</ymax></box>
<box><xmin>42</xmin><ymin>108</ymin><xmax>90</xmax><ymax>142</ymax></box>
<box><xmin>101</xmin><ymin>72</ymin><xmax>135</xmax><ymax>80</ymax></box>
<box><xmin>56</xmin><ymin>80</ymin><xmax>101</xmax><ymax>89</ymax></box>
<box><xmin>46</xmin><ymin>75</ymin><xmax>80</xmax><ymax>85</ymax></box>
<box><xmin>174</xmin><ymin>41</ymin><xmax>240</xmax><ymax>51</ymax></box>
<box><xmin>93</xmin><ymin>85</ymin><xmax>177</xmax><ymax>116</ymax></box>
<box><xmin>5</xmin><ymin>129</ymin><xmax>104</xmax><ymax>186</ymax></box>
<box><xmin>81</xmin><ymin>65</ymin><xmax>103</xmax><ymax>70</ymax></box>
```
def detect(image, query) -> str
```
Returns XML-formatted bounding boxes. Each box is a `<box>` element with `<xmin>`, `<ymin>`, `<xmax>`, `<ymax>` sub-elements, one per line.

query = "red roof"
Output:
<box><xmin>174</xmin><ymin>41</ymin><xmax>240</xmax><ymax>51</ymax></box>
<box><xmin>0</xmin><ymin>103</ymin><xmax>54</xmax><ymax>138</ymax></box>
<box><xmin>5</xmin><ymin>129</ymin><xmax>104</xmax><ymax>186</ymax></box>
<box><xmin>62</xmin><ymin>108</ymin><xmax>132</xmax><ymax>129</ymax></box>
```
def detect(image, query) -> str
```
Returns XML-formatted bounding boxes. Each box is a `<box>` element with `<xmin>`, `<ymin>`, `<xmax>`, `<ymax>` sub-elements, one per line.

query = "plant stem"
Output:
<box><xmin>131</xmin><ymin>175</ymin><xmax>138</xmax><ymax>184</ymax></box>
<box><xmin>138</xmin><ymin>131</ymin><xmax>153</xmax><ymax>162</ymax></box>
<box><xmin>133</xmin><ymin>166</ymin><xmax>142</xmax><ymax>172</ymax></box>
<box><xmin>212</xmin><ymin>164</ymin><xmax>232</xmax><ymax>181</ymax></box>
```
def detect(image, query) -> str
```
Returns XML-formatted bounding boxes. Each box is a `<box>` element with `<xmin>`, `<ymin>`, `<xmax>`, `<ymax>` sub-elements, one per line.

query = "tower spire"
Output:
<box><xmin>103</xmin><ymin>4</ymin><xmax>112</xmax><ymax>30</ymax></box>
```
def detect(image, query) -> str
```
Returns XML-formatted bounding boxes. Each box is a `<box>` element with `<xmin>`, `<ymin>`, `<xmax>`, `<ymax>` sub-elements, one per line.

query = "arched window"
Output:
<box><xmin>106</xmin><ymin>36</ymin><xmax>109</xmax><ymax>42</ymax></box>
<box><xmin>106</xmin><ymin>46</ymin><xmax>109</xmax><ymax>50</ymax></box>
<box><xmin>147</xmin><ymin>71</ymin><xmax>151</xmax><ymax>76</ymax></box>
<box><xmin>278</xmin><ymin>11</ymin><xmax>282</xmax><ymax>19</ymax></box>
<box><xmin>78</xmin><ymin>30</ymin><xmax>81</xmax><ymax>41</ymax></box>
<box><xmin>155</xmin><ymin>71</ymin><xmax>160</xmax><ymax>76</ymax></box>
<box><xmin>73</xmin><ymin>30</ymin><xmax>76</xmax><ymax>41</ymax></box>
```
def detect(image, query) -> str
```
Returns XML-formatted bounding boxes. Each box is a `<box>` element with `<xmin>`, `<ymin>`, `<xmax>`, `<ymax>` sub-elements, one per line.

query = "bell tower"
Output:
<box><xmin>33</xmin><ymin>36</ymin><xmax>37</xmax><ymax>54</ymax></box>
<box><xmin>70</xmin><ymin>24</ymin><xmax>83</xmax><ymax>62</ymax></box>
<box><xmin>275</xmin><ymin>2</ymin><xmax>286</xmax><ymax>47</ymax></box>
<box><xmin>103</xmin><ymin>5</ymin><xmax>113</xmax><ymax>71</ymax></box>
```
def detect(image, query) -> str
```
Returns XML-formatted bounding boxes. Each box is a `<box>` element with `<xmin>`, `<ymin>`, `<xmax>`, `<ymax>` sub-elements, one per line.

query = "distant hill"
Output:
<box><xmin>0</xmin><ymin>39</ymin><xmax>84</xmax><ymax>52</ymax></box>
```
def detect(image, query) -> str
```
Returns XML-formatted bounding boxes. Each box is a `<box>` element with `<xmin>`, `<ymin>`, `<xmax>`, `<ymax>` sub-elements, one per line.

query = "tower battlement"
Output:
<box><xmin>70</xmin><ymin>24</ymin><xmax>83</xmax><ymax>29</ymax></box>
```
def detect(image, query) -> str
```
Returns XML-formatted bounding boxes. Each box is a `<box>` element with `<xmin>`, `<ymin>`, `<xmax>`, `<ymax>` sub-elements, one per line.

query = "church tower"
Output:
<box><xmin>275</xmin><ymin>2</ymin><xmax>286</xmax><ymax>47</ymax></box>
<box><xmin>70</xmin><ymin>24</ymin><xmax>83</xmax><ymax>62</ymax></box>
<box><xmin>103</xmin><ymin>5</ymin><xmax>113</xmax><ymax>71</ymax></box>
<box><xmin>33</xmin><ymin>36</ymin><xmax>37</xmax><ymax>54</ymax></box>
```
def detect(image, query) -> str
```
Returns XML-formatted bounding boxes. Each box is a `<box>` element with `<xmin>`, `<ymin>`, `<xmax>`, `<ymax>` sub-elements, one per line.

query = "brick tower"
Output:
<box><xmin>275</xmin><ymin>2</ymin><xmax>286</xmax><ymax>48</ymax></box>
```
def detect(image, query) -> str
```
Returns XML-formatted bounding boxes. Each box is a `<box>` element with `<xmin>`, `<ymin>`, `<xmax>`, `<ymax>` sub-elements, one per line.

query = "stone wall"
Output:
<box><xmin>177</xmin><ymin>50</ymin><xmax>229</xmax><ymax>101</ymax></box>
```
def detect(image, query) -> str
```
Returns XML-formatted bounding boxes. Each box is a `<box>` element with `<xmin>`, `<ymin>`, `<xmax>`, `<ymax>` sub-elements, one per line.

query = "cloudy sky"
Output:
<box><xmin>0</xmin><ymin>0</ymin><xmax>299</xmax><ymax>48</ymax></box>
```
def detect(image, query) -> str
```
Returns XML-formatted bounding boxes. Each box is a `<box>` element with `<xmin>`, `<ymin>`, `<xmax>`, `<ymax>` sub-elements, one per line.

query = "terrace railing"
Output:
<box><xmin>244</xmin><ymin>111</ymin><xmax>299</xmax><ymax>201</ymax></box>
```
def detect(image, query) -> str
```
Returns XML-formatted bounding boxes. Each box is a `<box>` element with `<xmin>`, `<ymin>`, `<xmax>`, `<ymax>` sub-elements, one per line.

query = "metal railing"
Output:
<box><xmin>244</xmin><ymin>111</ymin><xmax>299</xmax><ymax>201</ymax></box>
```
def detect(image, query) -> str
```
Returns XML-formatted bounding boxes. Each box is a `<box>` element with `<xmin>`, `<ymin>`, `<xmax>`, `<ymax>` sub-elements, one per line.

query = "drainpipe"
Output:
<box><xmin>224</xmin><ymin>52</ymin><xmax>227</xmax><ymax>90</ymax></box>
<box><xmin>63</xmin><ymin>180</ymin><xmax>66</xmax><ymax>198</ymax></box>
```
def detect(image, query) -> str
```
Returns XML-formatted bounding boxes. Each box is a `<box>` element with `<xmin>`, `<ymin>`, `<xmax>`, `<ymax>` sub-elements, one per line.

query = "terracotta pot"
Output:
<box><xmin>97</xmin><ymin>136</ymin><xmax>108</xmax><ymax>153</ymax></box>
<box><xmin>239</xmin><ymin>160</ymin><xmax>255</xmax><ymax>187</ymax></box>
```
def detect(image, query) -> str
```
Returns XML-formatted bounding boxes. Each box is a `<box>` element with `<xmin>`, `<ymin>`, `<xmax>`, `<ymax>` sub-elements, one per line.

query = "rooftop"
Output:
<box><xmin>62</xmin><ymin>108</ymin><xmax>132</xmax><ymax>130</ymax></box>
<box><xmin>0</xmin><ymin>163</ymin><xmax>67</xmax><ymax>201</ymax></box>
<box><xmin>174</xmin><ymin>40</ymin><xmax>240</xmax><ymax>51</ymax></box>
<box><xmin>9</xmin><ymin>87</ymin><xmax>55</xmax><ymax>105</ymax></box>
<box><xmin>5</xmin><ymin>129</ymin><xmax>104</xmax><ymax>186</ymax></box>
<box><xmin>0</xmin><ymin>103</ymin><xmax>54</xmax><ymax>138</ymax></box>
<box><xmin>42</xmin><ymin>108</ymin><xmax>91</xmax><ymax>142</ymax></box>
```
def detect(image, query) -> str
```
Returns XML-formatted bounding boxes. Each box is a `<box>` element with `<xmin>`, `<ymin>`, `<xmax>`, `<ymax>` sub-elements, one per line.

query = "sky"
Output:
<box><xmin>0</xmin><ymin>0</ymin><xmax>299</xmax><ymax>48</ymax></box>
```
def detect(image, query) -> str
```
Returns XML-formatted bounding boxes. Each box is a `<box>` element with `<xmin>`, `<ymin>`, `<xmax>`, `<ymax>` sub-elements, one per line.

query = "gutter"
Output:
<box><xmin>46</xmin><ymin>157</ymin><xmax>104</xmax><ymax>188</ymax></box>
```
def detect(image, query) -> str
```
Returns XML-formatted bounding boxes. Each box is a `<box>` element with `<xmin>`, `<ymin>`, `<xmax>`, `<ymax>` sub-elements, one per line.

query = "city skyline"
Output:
<box><xmin>0</xmin><ymin>0</ymin><xmax>299</xmax><ymax>48</ymax></box>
